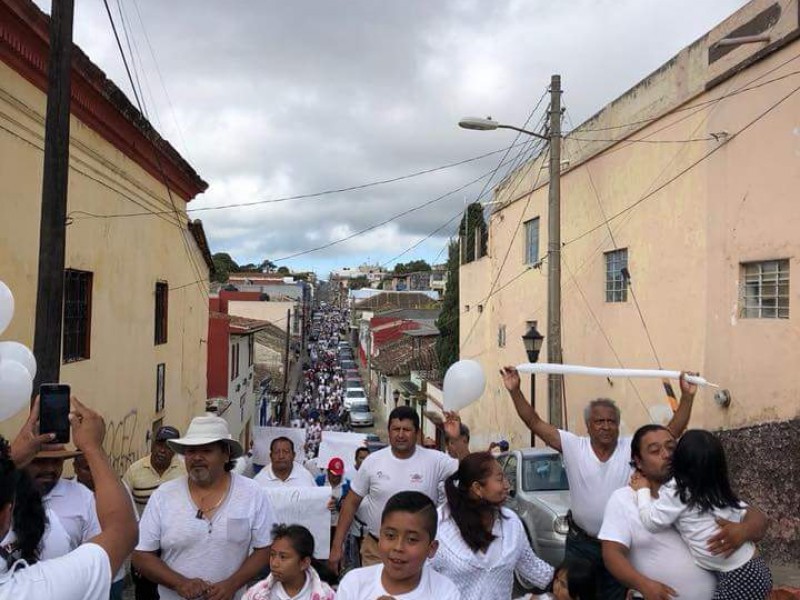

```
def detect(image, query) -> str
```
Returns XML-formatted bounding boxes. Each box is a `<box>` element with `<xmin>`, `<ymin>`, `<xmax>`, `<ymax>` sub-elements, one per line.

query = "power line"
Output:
<box><xmin>563</xmin><ymin>81</ymin><xmax>800</xmax><ymax>248</ymax></box>
<box><xmin>68</xmin><ymin>141</ymin><xmax>531</xmax><ymax>220</ymax></box>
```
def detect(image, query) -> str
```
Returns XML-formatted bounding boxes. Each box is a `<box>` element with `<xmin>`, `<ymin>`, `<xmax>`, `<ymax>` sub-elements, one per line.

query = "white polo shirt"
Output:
<box><xmin>599</xmin><ymin>487</ymin><xmax>716</xmax><ymax>600</ymax></box>
<box><xmin>44</xmin><ymin>479</ymin><xmax>102</xmax><ymax>550</ymax></box>
<box><xmin>350</xmin><ymin>446</ymin><xmax>458</xmax><ymax>537</ymax></box>
<box><xmin>254</xmin><ymin>463</ymin><xmax>318</xmax><ymax>488</ymax></box>
<box><xmin>559</xmin><ymin>430</ymin><xmax>633</xmax><ymax>536</ymax></box>
<box><xmin>0</xmin><ymin>543</ymin><xmax>111</xmax><ymax>600</ymax></box>
<box><xmin>137</xmin><ymin>473</ymin><xmax>276</xmax><ymax>600</ymax></box>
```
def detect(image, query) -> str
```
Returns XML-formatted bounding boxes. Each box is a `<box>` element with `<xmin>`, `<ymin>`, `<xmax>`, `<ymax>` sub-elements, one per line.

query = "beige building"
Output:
<box><xmin>459</xmin><ymin>0</ymin><xmax>799</xmax><ymax>562</ymax></box>
<box><xmin>0</xmin><ymin>0</ymin><xmax>210</xmax><ymax>474</ymax></box>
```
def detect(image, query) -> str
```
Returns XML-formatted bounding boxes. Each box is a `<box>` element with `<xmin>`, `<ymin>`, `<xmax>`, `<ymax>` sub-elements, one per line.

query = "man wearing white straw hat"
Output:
<box><xmin>500</xmin><ymin>367</ymin><xmax>699</xmax><ymax>600</ymax></box>
<box><xmin>133</xmin><ymin>415</ymin><xmax>276</xmax><ymax>600</ymax></box>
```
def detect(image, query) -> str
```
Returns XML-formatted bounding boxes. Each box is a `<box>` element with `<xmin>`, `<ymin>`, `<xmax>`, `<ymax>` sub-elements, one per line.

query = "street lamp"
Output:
<box><xmin>392</xmin><ymin>388</ymin><xmax>400</xmax><ymax>407</ymax></box>
<box><xmin>459</xmin><ymin>117</ymin><xmax>549</xmax><ymax>141</ymax></box>
<box><xmin>522</xmin><ymin>324</ymin><xmax>544</xmax><ymax>447</ymax></box>
<box><xmin>458</xmin><ymin>74</ymin><xmax>564</xmax><ymax>431</ymax></box>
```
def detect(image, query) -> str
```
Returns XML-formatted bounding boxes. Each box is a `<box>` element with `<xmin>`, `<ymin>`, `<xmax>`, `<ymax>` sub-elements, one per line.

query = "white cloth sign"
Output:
<box><xmin>252</xmin><ymin>426</ymin><xmax>307</xmax><ymax>465</ymax></box>
<box><xmin>317</xmin><ymin>431</ymin><xmax>367</xmax><ymax>474</ymax></box>
<box><xmin>265</xmin><ymin>486</ymin><xmax>332</xmax><ymax>559</ymax></box>
<box><xmin>516</xmin><ymin>363</ymin><xmax>717</xmax><ymax>387</ymax></box>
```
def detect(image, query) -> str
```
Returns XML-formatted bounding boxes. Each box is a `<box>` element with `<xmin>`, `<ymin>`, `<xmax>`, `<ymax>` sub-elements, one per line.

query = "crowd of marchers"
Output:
<box><xmin>0</xmin><ymin>341</ymin><xmax>773</xmax><ymax>599</ymax></box>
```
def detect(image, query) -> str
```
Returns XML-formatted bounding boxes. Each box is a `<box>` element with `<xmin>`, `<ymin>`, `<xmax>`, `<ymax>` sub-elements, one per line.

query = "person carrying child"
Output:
<box><xmin>631</xmin><ymin>429</ymin><xmax>772</xmax><ymax>600</ymax></box>
<box><xmin>336</xmin><ymin>491</ymin><xmax>460</xmax><ymax>600</ymax></box>
<box><xmin>243</xmin><ymin>524</ymin><xmax>335</xmax><ymax>600</ymax></box>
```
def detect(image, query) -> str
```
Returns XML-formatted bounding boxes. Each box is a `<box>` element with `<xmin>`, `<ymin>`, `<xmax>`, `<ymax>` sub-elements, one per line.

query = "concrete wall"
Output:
<box><xmin>228</xmin><ymin>300</ymin><xmax>295</xmax><ymax>334</ymax></box>
<box><xmin>0</xmin><ymin>61</ymin><xmax>209</xmax><ymax>473</ymax></box>
<box><xmin>223</xmin><ymin>334</ymin><xmax>254</xmax><ymax>445</ymax></box>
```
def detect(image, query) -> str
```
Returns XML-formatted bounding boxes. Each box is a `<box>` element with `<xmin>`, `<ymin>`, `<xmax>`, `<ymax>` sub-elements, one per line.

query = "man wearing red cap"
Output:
<box><xmin>315</xmin><ymin>457</ymin><xmax>350</xmax><ymax>554</ymax></box>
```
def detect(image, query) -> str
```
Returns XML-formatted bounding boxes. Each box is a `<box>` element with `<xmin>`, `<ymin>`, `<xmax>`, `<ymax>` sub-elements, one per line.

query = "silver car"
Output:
<box><xmin>348</xmin><ymin>402</ymin><xmax>374</xmax><ymax>427</ymax></box>
<box><xmin>497</xmin><ymin>448</ymin><xmax>570</xmax><ymax>567</ymax></box>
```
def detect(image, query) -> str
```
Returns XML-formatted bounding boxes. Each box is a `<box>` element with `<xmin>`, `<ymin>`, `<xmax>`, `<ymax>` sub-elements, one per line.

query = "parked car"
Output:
<box><xmin>345</xmin><ymin>378</ymin><xmax>362</xmax><ymax>389</ymax></box>
<box><xmin>340</xmin><ymin>359</ymin><xmax>357</xmax><ymax>370</ymax></box>
<box><xmin>348</xmin><ymin>401</ymin><xmax>374</xmax><ymax>427</ymax></box>
<box><xmin>496</xmin><ymin>448</ymin><xmax>570</xmax><ymax>568</ymax></box>
<box><xmin>344</xmin><ymin>388</ymin><xmax>366</xmax><ymax>409</ymax></box>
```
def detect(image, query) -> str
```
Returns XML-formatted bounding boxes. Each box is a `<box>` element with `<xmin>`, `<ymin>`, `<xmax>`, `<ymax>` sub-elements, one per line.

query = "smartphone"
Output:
<box><xmin>39</xmin><ymin>384</ymin><xmax>71</xmax><ymax>444</ymax></box>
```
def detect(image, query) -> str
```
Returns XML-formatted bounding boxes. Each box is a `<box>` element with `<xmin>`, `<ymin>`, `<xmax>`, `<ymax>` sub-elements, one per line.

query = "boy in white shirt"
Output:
<box><xmin>337</xmin><ymin>491</ymin><xmax>460</xmax><ymax>600</ymax></box>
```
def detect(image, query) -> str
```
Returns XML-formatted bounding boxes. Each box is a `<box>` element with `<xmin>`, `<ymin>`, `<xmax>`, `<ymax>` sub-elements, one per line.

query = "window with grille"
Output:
<box><xmin>605</xmin><ymin>249</ymin><xmax>628</xmax><ymax>303</ymax></box>
<box><xmin>524</xmin><ymin>218</ymin><xmax>540</xmax><ymax>265</ymax></box>
<box><xmin>154</xmin><ymin>282</ymin><xmax>169</xmax><ymax>345</ymax></box>
<box><xmin>248</xmin><ymin>335</ymin><xmax>254</xmax><ymax>366</ymax></box>
<box><xmin>230</xmin><ymin>342</ymin><xmax>240</xmax><ymax>381</ymax></box>
<box><xmin>498</xmin><ymin>325</ymin><xmax>506</xmax><ymax>348</ymax></box>
<box><xmin>741</xmin><ymin>259</ymin><xmax>789</xmax><ymax>319</ymax></box>
<box><xmin>63</xmin><ymin>270</ymin><xmax>93</xmax><ymax>362</ymax></box>
<box><xmin>155</xmin><ymin>363</ymin><xmax>165</xmax><ymax>412</ymax></box>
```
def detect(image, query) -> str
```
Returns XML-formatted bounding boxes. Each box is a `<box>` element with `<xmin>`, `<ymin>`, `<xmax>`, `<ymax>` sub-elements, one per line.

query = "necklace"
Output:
<box><xmin>191</xmin><ymin>477</ymin><xmax>231</xmax><ymax>533</ymax></box>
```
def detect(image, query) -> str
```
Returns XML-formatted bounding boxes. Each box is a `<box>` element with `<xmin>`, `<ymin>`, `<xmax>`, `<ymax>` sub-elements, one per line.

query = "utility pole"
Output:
<box><xmin>33</xmin><ymin>0</ymin><xmax>75</xmax><ymax>391</ymax></box>
<box><xmin>547</xmin><ymin>74</ymin><xmax>564</xmax><ymax>429</ymax></box>
<box><xmin>281</xmin><ymin>308</ymin><xmax>291</xmax><ymax>425</ymax></box>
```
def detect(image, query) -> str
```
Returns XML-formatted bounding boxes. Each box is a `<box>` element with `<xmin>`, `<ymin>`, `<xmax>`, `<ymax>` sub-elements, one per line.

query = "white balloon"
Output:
<box><xmin>443</xmin><ymin>359</ymin><xmax>486</xmax><ymax>412</ymax></box>
<box><xmin>0</xmin><ymin>281</ymin><xmax>13</xmax><ymax>336</ymax></box>
<box><xmin>0</xmin><ymin>360</ymin><xmax>32</xmax><ymax>422</ymax></box>
<box><xmin>0</xmin><ymin>342</ymin><xmax>36</xmax><ymax>379</ymax></box>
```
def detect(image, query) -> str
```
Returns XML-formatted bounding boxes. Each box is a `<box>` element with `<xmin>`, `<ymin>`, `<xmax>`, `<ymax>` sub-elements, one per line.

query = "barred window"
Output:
<box><xmin>605</xmin><ymin>249</ymin><xmax>628</xmax><ymax>303</ymax></box>
<box><xmin>63</xmin><ymin>270</ymin><xmax>93</xmax><ymax>362</ymax></box>
<box><xmin>741</xmin><ymin>259</ymin><xmax>789</xmax><ymax>319</ymax></box>
<box><xmin>498</xmin><ymin>325</ymin><xmax>506</xmax><ymax>348</ymax></box>
<box><xmin>154</xmin><ymin>282</ymin><xmax>169</xmax><ymax>345</ymax></box>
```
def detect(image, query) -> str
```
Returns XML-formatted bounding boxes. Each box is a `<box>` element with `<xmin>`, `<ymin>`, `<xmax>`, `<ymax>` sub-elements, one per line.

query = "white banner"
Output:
<box><xmin>515</xmin><ymin>363</ymin><xmax>718</xmax><ymax>387</ymax></box>
<box><xmin>265</xmin><ymin>486</ymin><xmax>332</xmax><ymax>558</ymax></box>
<box><xmin>317</xmin><ymin>430</ymin><xmax>368</xmax><ymax>476</ymax></box>
<box><xmin>252</xmin><ymin>426</ymin><xmax>307</xmax><ymax>465</ymax></box>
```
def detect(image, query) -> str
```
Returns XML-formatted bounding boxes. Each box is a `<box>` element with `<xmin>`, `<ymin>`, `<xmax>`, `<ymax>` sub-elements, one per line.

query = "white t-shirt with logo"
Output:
<box><xmin>336</xmin><ymin>563</ymin><xmax>461</xmax><ymax>600</ymax></box>
<box><xmin>599</xmin><ymin>487</ymin><xmax>716</xmax><ymax>600</ymax></box>
<box><xmin>137</xmin><ymin>474</ymin><xmax>276</xmax><ymax>600</ymax></box>
<box><xmin>350</xmin><ymin>447</ymin><xmax>458</xmax><ymax>536</ymax></box>
<box><xmin>0</xmin><ymin>542</ymin><xmax>111</xmax><ymax>600</ymax></box>
<box><xmin>559</xmin><ymin>430</ymin><xmax>633</xmax><ymax>536</ymax></box>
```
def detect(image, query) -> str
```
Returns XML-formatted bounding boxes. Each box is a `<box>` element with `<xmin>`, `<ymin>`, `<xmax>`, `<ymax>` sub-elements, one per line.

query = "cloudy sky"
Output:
<box><xmin>35</xmin><ymin>0</ymin><xmax>748</xmax><ymax>276</ymax></box>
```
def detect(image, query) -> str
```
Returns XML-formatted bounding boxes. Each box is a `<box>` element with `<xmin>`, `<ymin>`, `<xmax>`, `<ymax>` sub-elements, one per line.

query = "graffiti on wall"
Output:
<box><xmin>105</xmin><ymin>410</ymin><xmax>145</xmax><ymax>475</ymax></box>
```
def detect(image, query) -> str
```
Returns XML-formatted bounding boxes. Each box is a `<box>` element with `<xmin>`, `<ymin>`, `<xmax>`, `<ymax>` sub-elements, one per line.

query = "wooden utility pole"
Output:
<box><xmin>546</xmin><ymin>74</ymin><xmax>564</xmax><ymax>429</ymax></box>
<box><xmin>281</xmin><ymin>308</ymin><xmax>291</xmax><ymax>424</ymax></box>
<box><xmin>33</xmin><ymin>0</ymin><xmax>75</xmax><ymax>390</ymax></box>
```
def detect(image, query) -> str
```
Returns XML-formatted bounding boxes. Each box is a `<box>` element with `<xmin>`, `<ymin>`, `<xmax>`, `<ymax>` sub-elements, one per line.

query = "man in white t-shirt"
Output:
<box><xmin>328</xmin><ymin>406</ymin><xmax>468</xmax><ymax>572</ymax></box>
<box><xmin>253</xmin><ymin>437</ymin><xmax>317</xmax><ymax>488</ymax></box>
<box><xmin>501</xmin><ymin>367</ymin><xmax>698</xmax><ymax>600</ymax></box>
<box><xmin>133</xmin><ymin>415</ymin><xmax>276</xmax><ymax>600</ymax></box>
<box><xmin>600</xmin><ymin>424</ymin><xmax>768</xmax><ymax>600</ymax></box>
<box><xmin>0</xmin><ymin>397</ymin><xmax>138</xmax><ymax>600</ymax></box>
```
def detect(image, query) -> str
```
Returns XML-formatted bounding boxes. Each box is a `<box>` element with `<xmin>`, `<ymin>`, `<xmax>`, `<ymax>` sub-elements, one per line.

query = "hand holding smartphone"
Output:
<box><xmin>39</xmin><ymin>384</ymin><xmax>71</xmax><ymax>444</ymax></box>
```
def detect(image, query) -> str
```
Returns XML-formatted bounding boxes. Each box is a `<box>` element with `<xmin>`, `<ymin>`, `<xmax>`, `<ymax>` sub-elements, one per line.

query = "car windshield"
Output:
<box><xmin>521</xmin><ymin>455</ymin><xmax>569</xmax><ymax>492</ymax></box>
<box><xmin>351</xmin><ymin>404</ymin><xmax>369</xmax><ymax>413</ymax></box>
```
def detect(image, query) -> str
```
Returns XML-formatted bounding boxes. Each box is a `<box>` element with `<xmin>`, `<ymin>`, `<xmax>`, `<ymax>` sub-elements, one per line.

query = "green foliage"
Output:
<box><xmin>393</xmin><ymin>259</ymin><xmax>432</xmax><ymax>274</ymax></box>
<box><xmin>459</xmin><ymin>202</ymin><xmax>488</xmax><ymax>264</ymax></box>
<box><xmin>435</xmin><ymin>241</ymin><xmax>460</xmax><ymax>374</ymax></box>
<box><xmin>211</xmin><ymin>252</ymin><xmax>238</xmax><ymax>283</ymax></box>
<box><xmin>277</xmin><ymin>266</ymin><xmax>290</xmax><ymax>274</ymax></box>
<box><xmin>349</xmin><ymin>275</ymin><xmax>370</xmax><ymax>290</ymax></box>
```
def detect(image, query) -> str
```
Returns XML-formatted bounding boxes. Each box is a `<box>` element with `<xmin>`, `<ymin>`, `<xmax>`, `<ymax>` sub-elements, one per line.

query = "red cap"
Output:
<box><xmin>327</xmin><ymin>457</ymin><xmax>345</xmax><ymax>476</ymax></box>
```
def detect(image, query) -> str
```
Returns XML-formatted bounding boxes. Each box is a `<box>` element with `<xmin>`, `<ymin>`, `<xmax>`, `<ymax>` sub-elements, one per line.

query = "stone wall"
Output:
<box><xmin>717</xmin><ymin>418</ymin><xmax>800</xmax><ymax>565</ymax></box>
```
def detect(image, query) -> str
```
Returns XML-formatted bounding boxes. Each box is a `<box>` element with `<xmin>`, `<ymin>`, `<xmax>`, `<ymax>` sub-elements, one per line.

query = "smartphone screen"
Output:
<box><xmin>39</xmin><ymin>384</ymin><xmax>71</xmax><ymax>444</ymax></box>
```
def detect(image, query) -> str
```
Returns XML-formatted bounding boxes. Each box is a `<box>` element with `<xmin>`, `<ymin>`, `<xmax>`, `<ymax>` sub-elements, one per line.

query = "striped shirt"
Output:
<box><xmin>122</xmin><ymin>455</ymin><xmax>186</xmax><ymax>515</ymax></box>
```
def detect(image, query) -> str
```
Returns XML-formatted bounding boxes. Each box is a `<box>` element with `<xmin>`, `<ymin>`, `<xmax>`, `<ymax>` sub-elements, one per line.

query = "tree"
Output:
<box><xmin>349</xmin><ymin>275</ymin><xmax>369</xmax><ymax>290</ymax></box>
<box><xmin>394</xmin><ymin>259</ymin><xmax>432</xmax><ymax>274</ymax></box>
<box><xmin>211</xmin><ymin>252</ymin><xmax>239</xmax><ymax>283</ymax></box>
<box><xmin>435</xmin><ymin>240</ymin><xmax>459</xmax><ymax>374</ymax></box>
<box><xmin>459</xmin><ymin>202</ymin><xmax>488</xmax><ymax>264</ymax></box>
<box><xmin>277</xmin><ymin>266</ymin><xmax>290</xmax><ymax>275</ymax></box>
<box><xmin>259</xmin><ymin>259</ymin><xmax>277</xmax><ymax>272</ymax></box>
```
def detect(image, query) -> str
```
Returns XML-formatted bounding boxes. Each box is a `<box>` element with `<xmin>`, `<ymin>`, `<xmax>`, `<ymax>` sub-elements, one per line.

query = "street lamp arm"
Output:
<box><xmin>496</xmin><ymin>124</ymin><xmax>549</xmax><ymax>141</ymax></box>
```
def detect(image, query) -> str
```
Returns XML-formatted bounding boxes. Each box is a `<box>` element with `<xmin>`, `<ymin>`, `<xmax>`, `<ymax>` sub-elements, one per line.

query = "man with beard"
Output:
<box><xmin>599</xmin><ymin>424</ymin><xmax>768</xmax><ymax>600</ymax></box>
<box><xmin>25</xmin><ymin>446</ymin><xmax>100</xmax><ymax>551</ymax></box>
<box><xmin>133</xmin><ymin>415</ymin><xmax>276</xmax><ymax>600</ymax></box>
<box><xmin>123</xmin><ymin>425</ymin><xmax>185</xmax><ymax>600</ymax></box>
<box><xmin>501</xmin><ymin>367</ymin><xmax>699</xmax><ymax>600</ymax></box>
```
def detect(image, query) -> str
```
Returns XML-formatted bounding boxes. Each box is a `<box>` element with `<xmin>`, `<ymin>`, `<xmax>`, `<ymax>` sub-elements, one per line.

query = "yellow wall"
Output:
<box><xmin>459</xmin><ymin>37</ymin><xmax>800</xmax><ymax>447</ymax></box>
<box><xmin>0</xmin><ymin>60</ymin><xmax>209</xmax><ymax>473</ymax></box>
